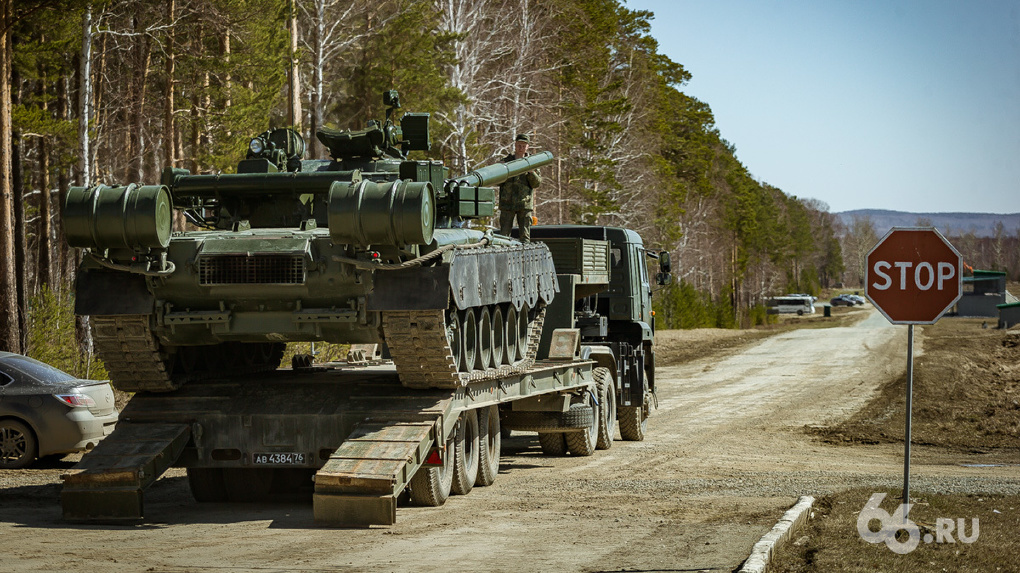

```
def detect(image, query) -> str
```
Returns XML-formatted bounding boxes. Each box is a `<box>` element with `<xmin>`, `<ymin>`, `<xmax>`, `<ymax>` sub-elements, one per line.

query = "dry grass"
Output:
<box><xmin>773</xmin><ymin>488</ymin><xmax>1019</xmax><ymax>572</ymax></box>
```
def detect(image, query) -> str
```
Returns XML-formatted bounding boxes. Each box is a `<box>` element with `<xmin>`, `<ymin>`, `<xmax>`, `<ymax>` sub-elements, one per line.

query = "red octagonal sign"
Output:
<box><xmin>866</xmin><ymin>227</ymin><xmax>962</xmax><ymax>324</ymax></box>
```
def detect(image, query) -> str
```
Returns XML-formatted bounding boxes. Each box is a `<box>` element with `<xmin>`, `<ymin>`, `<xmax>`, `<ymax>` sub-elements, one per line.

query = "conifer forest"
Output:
<box><xmin>0</xmin><ymin>0</ymin><xmax>1011</xmax><ymax>361</ymax></box>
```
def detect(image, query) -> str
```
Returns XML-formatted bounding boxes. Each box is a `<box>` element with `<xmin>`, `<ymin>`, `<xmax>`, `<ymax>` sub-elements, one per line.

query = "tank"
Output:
<box><xmin>64</xmin><ymin>91</ymin><xmax>558</xmax><ymax>392</ymax></box>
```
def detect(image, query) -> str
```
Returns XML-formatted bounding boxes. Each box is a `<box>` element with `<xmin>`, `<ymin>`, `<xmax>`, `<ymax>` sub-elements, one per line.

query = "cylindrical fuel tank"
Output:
<box><xmin>64</xmin><ymin>184</ymin><xmax>174</xmax><ymax>250</ymax></box>
<box><xmin>327</xmin><ymin>179</ymin><xmax>435</xmax><ymax>246</ymax></box>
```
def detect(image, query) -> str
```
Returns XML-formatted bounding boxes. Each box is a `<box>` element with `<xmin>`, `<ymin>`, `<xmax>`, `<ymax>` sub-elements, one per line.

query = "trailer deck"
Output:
<box><xmin>61</xmin><ymin>347</ymin><xmax>594</xmax><ymax>527</ymax></box>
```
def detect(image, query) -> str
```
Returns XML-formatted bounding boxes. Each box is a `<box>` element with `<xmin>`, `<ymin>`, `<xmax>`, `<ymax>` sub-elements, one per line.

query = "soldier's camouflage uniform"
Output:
<box><xmin>498</xmin><ymin>154</ymin><xmax>541</xmax><ymax>243</ymax></box>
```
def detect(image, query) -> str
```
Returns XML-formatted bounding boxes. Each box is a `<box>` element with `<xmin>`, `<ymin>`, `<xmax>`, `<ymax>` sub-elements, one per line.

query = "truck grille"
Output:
<box><xmin>199</xmin><ymin>255</ymin><xmax>305</xmax><ymax>285</ymax></box>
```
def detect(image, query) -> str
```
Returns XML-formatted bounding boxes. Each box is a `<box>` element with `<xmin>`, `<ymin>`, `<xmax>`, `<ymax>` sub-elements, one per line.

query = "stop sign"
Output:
<box><xmin>866</xmin><ymin>227</ymin><xmax>962</xmax><ymax>324</ymax></box>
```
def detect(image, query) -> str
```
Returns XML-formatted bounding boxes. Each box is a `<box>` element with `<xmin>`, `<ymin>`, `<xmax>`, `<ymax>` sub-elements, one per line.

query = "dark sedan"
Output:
<box><xmin>0</xmin><ymin>352</ymin><xmax>118</xmax><ymax>468</ymax></box>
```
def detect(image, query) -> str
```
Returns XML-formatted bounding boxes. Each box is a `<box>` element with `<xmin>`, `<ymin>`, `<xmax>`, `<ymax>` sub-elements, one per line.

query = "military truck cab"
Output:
<box><xmin>529</xmin><ymin>225</ymin><xmax>667</xmax><ymax>441</ymax></box>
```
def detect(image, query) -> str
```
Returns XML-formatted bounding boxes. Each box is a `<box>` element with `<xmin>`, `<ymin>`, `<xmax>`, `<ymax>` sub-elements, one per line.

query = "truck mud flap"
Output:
<box><xmin>61</xmin><ymin>423</ymin><xmax>191</xmax><ymax>521</ymax></box>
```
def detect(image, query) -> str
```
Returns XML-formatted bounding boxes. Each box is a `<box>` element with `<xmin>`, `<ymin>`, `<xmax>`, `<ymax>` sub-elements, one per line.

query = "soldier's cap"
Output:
<box><xmin>515</xmin><ymin>133</ymin><xmax>531</xmax><ymax>143</ymax></box>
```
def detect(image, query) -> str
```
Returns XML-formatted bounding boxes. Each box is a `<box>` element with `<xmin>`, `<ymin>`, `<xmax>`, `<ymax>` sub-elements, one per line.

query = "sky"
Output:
<box><xmin>626</xmin><ymin>0</ymin><xmax>1020</xmax><ymax>214</ymax></box>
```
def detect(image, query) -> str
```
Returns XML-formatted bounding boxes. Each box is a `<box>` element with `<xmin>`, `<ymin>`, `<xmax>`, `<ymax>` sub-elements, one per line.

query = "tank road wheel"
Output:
<box><xmin>187</xmin><ymin>467</ymin><xmax>228</xmax><ymax>502</ymax></box>
<box><xmin>620</xmin><ymin>391</ymin><xmax>650</xmax><ymax>442</ymax></box>
<box><xmin>565</xmin><ymin>401</ymin><xmax>598</xmax><ymax>457</ymax></box>
<box><xmin>408</xmin><ymin>432</ymin><xmax>455</xmax><ymax>506</ymax></box>
<box><xmin>504</xmin><ymin>306</ymin><xmax>519</xmax><ymax>364</ymax></box>
<box><xmin>594</xmin><ymin>367</ymin><xmax>616</xmax><ymax>450</ymax></box>
<box><xmin>451</xmin><ymin>410</ymin><xmax>480</xmax><ymax>495</ymax></box>
<box><xmin>478</xmin><ymin>307</ymin><xmax>493</xmax><ymax>369</ymax></box>
<box><xmin>490</xmin><ymin>306</ymin><xmax>505</xmax><ymax>366</ymax></box>
<box><xmin>538</xmin><ymin>432</ymin><xmax>567</xmax><ymax>456</ymax></box>
<box><xmin>0</xmin><ymin>419</ymin><xmax>37</xmax><ymax>469</ymax></box>
<box><xmin>476</xmin><ymin>405</ymin><xmax>501</xmax><ymax>486</ymax></box>
<box><xmin>460</xmin><ymin>309</ymin><xmax>478</xmax><ymax>373</ymax></box>
<box><xmin>516</xmin><ymin>303</ymin><xmax>530</xmax><ymax>361</ymax></box>
<box><xmin>446</xmin><ymin>310</ymin><xmax>463</xmax><ymax>372</ymax></box>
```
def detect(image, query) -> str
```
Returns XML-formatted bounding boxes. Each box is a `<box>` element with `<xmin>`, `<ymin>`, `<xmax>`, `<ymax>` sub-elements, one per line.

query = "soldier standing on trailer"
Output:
<box><xmin>499</xmin><ymin>133</ymin><xmax>542</xmax><ymax>243</ymax></box>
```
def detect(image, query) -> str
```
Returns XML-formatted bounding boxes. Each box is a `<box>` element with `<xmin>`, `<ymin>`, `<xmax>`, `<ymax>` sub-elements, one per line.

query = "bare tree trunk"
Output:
<box><xmin>125</xmin><ymin>17</ymin><xmax>151</xmax><ymax>182</ymax></box>
<box><xmin>190</xmin><ymin>22</ymin><xmax>202</xmax><ymax>173</ymax></box>
<box><xmin>288</xmin><ymin>0</ymin><xmax>302</xmax><ymax>130</ymax></box>
<box><xmin>0</xmin><ymin>0</ymin><xmax>20</xmax><ymax>352</ymax></box>
<box><xmin>78</xmin><ymin>11</ymin><xmax>92</xmax><ymax>186</ymax></box>
<box><xmin>56</xmin><ymin>72</ymin><xmax>70</xmax><ymax>287</ymax></box>
<box><xmin>163</xmin><ymin>0</ymin><xmax>176</xmax><ymax>170</ymax></box>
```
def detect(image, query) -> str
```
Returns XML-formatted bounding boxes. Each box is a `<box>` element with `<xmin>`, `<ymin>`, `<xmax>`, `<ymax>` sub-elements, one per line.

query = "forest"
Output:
<box><xmin>2</xmin><ymin>0</ymin><xmax>945</xmax><ymax>363</ymax></box>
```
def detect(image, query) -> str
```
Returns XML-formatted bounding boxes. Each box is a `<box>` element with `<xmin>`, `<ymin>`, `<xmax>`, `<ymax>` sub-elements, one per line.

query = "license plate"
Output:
<box><xmin>252</xmin><ymin>452</ymin><xmax>306</xmax><ymax>465</ymax></box>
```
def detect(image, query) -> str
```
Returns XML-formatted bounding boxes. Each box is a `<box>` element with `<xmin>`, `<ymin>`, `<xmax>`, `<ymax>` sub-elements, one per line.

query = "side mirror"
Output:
<box><xmin>655</xmin><ymin>272</ymin><xmax>672</xmax><ymax>286</ymax></box>
<box><xmin>658</xmin><ymin>251</ymin><xmax>671</xmax><ymax>274</ymax></box>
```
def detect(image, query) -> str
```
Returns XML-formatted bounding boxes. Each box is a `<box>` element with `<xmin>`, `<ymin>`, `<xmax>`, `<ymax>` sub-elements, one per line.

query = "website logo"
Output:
<box><xmin>857</xmin><ymin>493</ymin><xmax>979</xmax><ymax>554</ymax></box>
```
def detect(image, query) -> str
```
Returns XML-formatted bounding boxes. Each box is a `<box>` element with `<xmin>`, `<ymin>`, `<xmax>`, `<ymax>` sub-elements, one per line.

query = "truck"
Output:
<box><xmin>59</xmin><ymin>92</ymin><xmax>671</xmax><ymax>526</ymax></box>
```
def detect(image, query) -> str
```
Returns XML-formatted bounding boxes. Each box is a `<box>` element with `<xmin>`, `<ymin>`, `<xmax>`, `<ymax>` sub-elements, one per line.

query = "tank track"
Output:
<box><xmin>383</xmin><ymin>305</ymin><xmax>546</xmax><ymax>389</ymax></box>
<box><xmin>92</xmin><ymin>315</ymin><xmax>284</xmax><ymax>393</ymax></box>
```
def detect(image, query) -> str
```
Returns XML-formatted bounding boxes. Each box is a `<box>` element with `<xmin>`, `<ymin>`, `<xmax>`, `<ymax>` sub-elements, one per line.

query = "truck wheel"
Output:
<box><xmin>187</xmin><ymin>467</ymin><xmax>228</xmax><ymax>502</ymax></box>
<box><xmin>476</xmin><ymin>405</ymin><xmax>501</xmax><ymax>486</ymax></box>
<box><xmin>620</xmin><ymin>395</ymin><xmax>649</xmax><ymax>441</ymax></box>
<box><xmin>594</xmin><ymin>367</ymin><xmax>615</xmax><ymax>450</ymax></box>
<box><xmin>0</xmin><ymin>419</ymin><xmax>37</xmax><ymax>469</ymax></box>
<box><xmin>222</xmin><ymin>468</ymin><xmax>274</xmax><ymax>501</ymax></box>
<box><xmin>538</xmin><ymin>432</ymin><xmax>567</xmax><ymax>456</ymax></box>
<box><xmin>408</xmin><ymin>436</ymin><xmax>455</xmax><ymax>506</ymax></box>
<box><xmin>565</xmin><ymin>402</ymin><xmax>597</xmax><ymax>456</ymax></box>
<box><xmin>451</xmin><ymin>410</ymin><xmax>479</xmax><ymax>495</ymax></box>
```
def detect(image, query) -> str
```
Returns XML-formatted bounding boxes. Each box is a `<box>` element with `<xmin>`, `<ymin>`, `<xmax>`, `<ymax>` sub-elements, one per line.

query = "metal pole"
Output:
<box><xmin>903</xmin><ymin>324</ymin><xmax>914</xmax><ymax>518</ymax></box>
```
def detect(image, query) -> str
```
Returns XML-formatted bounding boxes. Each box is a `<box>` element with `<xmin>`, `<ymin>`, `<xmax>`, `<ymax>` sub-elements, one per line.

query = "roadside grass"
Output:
<box><xmin>772</xmin><ymin>487</ymin><xmax>1019</xmax><ymax>572</ymax></box>
<box><xmin>811</xmin><ymin>317</ymin><xmax>1020</xmax><ymax>456</ymax></box>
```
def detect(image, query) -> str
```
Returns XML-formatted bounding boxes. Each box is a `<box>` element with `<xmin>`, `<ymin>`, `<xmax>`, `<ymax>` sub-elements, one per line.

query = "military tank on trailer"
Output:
<box><xmin>64</xmin><ymin>90</ymin><xmax>557</xmax><ymax>392</ymax></box>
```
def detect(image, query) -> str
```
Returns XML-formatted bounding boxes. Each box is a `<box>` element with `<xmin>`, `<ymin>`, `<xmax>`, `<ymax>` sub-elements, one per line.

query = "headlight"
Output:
<box><xmin>249</xmin><ymin>137</ymin><xmax>265</xmax><ymax>155</ymax></box>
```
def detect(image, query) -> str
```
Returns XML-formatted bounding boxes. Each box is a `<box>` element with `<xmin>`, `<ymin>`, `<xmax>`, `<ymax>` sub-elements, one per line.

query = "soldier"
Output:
<box><xmin>498</xmin><ymin>133</ymin><xmax>542</xmax><ymax>242</ymax></box>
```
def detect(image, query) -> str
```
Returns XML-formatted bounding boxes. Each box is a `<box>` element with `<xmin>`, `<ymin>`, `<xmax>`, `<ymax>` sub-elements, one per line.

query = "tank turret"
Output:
<box><xmin>64</xmin><ymin>91</ymin><xmax>557</xmax><ymax>392</ymax></box>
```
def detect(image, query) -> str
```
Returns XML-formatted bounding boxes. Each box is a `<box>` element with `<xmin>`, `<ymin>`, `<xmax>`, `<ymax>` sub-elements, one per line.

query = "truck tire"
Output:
<box><xmin>451</xmin><ymin>410</ymin><xmax>479</xmax><ymax>495</ymax></box>
<box><xmin>538</xmin><ymin>432</ymin><xmax>567</xmax><ymax>456</ymax></box>
<box><xmin>187</xmin><ymin>468</ymin><xmax>228</xmax><ymax>502</ymax></box>
<box><xmin>476</xmin><ymin>405</ymin><xmax>500</xmax><ymax>486</ymax></box>
<box><xmin>409</xmin><ymin>435</ymin><xmax>455</xmax><ymax>506</ymax></box>
<box><xmin>0</xmin><ymin>419</ymin><xmax>36</xmax><ymax>469</ymax></box>
<box><xmin>620</xmin><ymin>393</ymin><xmax>649</xmax><ymax>441</ymax></box>
<box><xmin>565</xmin><ymin>402</ymin><xmax>597</xmax><ymax>456</ymax></box>
<box><xmin>594</xmin><ymin>367</ymin><xmax>615</xmax><ymax>450</ymax></box>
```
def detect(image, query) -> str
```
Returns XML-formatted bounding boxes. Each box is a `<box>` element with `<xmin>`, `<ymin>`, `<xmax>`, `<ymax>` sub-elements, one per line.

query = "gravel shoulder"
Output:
<box><xmin>2</xmin><ymin>309</ymin><xmax>1016</xmax><ymax>572</ymax></box>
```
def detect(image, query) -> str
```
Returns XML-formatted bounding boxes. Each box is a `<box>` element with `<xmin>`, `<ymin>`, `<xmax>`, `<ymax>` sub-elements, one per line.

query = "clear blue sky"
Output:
<box><xmin>626</xmin><ymin>0</ymin><xmax>1020</xmax><ymax>214</ymax></box>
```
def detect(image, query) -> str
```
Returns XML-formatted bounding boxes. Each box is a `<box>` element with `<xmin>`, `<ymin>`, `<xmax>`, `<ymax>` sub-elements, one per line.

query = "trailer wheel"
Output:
<box><xmin>451</xmin><ymin>410</ymin><xmax>479</xmax><ymax>495</ymax></box>
<box><xmin>476</xmin><ymin>405</ymin><xmax>501</xmax><ymax>486</ymax></box>
<box><xmin>565</xmin><ymin>402</ymin><xmax>597</xmax><ymax>456</ymax></box>
<box><xmin>408</xmin><ymin>437</ymin><xmax>455</xmax><ymax>507</ymax></box>
<box><xmin>538</xmin><ymin>432</ymin><xmax>567</xmax><ymax>456</ymax></box>
<box><xmin>620</xmin><ymin>393</ymin><xmax>649</xmax><ymax>441</ymax></box>
<box><xmin>594</xmin><ymin>367</ymin><xmax>615</xmax><ymax>450</ymax></box>
<box><xmin>187</xmin><ymin>468</ymin><xmax>228</xmax><ymax>502</ymax></box>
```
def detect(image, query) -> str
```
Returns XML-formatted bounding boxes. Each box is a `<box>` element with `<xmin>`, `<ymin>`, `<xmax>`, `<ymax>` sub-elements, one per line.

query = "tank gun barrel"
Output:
<box><xmin>454</xmin><ymin>151</ymin><xmax>553</xmax><ymax>188</ymax></box>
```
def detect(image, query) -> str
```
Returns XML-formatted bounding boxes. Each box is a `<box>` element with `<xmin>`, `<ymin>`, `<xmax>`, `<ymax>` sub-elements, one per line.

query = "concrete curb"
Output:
<box><xmin>738</xmin><ymin>495</ymin><xmax>815</xmax><ymax>573</ymax></box>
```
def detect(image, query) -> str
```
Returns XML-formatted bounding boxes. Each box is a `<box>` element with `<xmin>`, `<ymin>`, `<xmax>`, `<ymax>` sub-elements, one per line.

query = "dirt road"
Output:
<box><xmin>3</xmin><ymin>310</ymin><xmax>1018</xmax><ymax>572</ymax></box>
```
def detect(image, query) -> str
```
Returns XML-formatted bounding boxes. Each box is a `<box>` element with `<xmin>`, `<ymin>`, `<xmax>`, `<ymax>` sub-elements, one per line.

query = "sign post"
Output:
<box><xmin>865</xmin><ymin>227</ymin><xmax>962</xmax><ymax>517</ymax></box>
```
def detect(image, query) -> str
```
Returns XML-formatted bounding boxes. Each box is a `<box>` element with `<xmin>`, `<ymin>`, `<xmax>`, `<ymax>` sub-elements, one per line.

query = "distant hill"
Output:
<box><xmin>836</xmin><ymin>209</ymin><xmax>1020</xmax><ymax>238</ymax></box>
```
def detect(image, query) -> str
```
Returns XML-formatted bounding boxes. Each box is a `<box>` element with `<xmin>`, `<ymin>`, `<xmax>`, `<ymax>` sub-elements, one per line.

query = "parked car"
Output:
<box><xmin>830</xmin><ymin>294</ymin><xmax>856</xmax><ymax>306</ymax></box>
<box><xmin>846</xmin><ymin>294</ymin><xmax>866</xmax><ymax>305</ymax></box>
<box><xmin>0</xmin><ymin>352</ymin><xmax>118</xmax><ymax>469</ymax></box>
